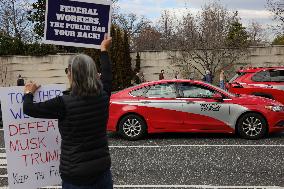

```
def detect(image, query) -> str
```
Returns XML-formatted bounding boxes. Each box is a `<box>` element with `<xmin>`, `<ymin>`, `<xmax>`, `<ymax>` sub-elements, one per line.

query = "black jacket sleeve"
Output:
<box><xmin>23</xmin><ymin>93</ymin><xmax>65</xmax><ymax>119</ymax></box>
<box><xmin>100</xmin><ymin>51</ymin><xmax>112</xmax><ymax>96</ymax></box>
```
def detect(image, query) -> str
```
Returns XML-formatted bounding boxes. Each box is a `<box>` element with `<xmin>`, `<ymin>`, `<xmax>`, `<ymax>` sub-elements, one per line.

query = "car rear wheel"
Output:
<box><xmin>237</xmin><ymin>113</ymin><xmax>268</xmax><ymax>140</ymax></box>
<box><xmin>119</xmin><ymin>114</ymin><xmax>147</xmax><ymax>140</ymax></box>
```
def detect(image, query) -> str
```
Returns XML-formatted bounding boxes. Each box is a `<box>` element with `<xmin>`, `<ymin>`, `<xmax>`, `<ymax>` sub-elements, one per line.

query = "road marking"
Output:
<box><xmin>0</xmin><ymin>144</ymin><xmax>283</xmax><ymax>152</ymax></box>
<box><xmin>110</xmin><ymin>145</ymin><xmax>163</xmax><ymax>148</ymax></box>
<box><xmin>109</xmin><ymin>144</ymin><xmax>284</xmax><ymax>148</ymax></box>
<box><xmin>0</xmin><ymin>144</ymin><xmax>283</xmax><ymax>151</ymax></box>
<box><xmin>0</xmin><ymin>185</ymin><xmax>283</xmax><ymax>189</ymax></box>
<box><xmin>113</xmin><ymin>185</ymin><xmax>284</xmax><ymax>188</ymax></box>
<box><xmin>170</xmin><ymin>144</ymin><xmax>284</xmax><ymax>147</ymax></box>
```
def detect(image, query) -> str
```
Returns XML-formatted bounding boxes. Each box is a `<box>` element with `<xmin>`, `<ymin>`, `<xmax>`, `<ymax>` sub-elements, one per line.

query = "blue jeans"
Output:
<box><xmin>62</xmin><ymin>169</ymin><xmax>113</xmax><ymax>189</ymax></box>
<box><xmin>219</xmin><ymin>80</ymin><xmax>225</xmax><ymax>90</ymax></box>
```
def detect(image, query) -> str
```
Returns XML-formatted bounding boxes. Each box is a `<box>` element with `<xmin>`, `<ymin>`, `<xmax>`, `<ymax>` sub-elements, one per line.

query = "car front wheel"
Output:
<box><xmin>237</xmin><ymin>113</ymin><xmax>268</xmax><ymax>140</ymax></box>
<box><xmin>118</xmin><ymin>114</ymin><xmax>147</xmax><ymax>140</ymax></box>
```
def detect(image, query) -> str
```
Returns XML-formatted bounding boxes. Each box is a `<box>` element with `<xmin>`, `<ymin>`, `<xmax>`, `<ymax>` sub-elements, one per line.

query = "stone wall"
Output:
<box><xmin>0</xmin><ymin>46</ymin><xmax>284</xmax><ymax>87</ymax></box>
<box><xmin>131</xmin><ymin>46</ymin><xmax>284</xmax><ymax>82</ymax></box>
<box><xmin>0</xmin><ymin>54</ymin><xmax>73</xmax><ymax>87</ymax></box>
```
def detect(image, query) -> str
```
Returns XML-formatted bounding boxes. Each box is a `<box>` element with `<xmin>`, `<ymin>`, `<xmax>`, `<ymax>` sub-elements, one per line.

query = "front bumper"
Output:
<box><xmin>267</xmin><ymin>112</ymin><xmax>284</xmax><ymax>133</ymax></box>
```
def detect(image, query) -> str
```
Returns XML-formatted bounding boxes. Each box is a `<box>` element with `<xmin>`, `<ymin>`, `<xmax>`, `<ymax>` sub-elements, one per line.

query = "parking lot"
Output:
<box><xmin>109</xmin><ymin>132</ymin><xmax>284</xmax><ymax>188</ymax></box>
<box><xmin>1</xmin><ymin>130</ymin><xmax>283</xmax><ymax>188</ymax></box>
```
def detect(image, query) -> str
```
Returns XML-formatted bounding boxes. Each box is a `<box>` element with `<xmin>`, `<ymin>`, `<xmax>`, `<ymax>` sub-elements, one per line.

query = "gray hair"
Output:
<box><xmin>69</xmin><ymin>54</ymin><xmax>102</xmax><ymax>96</ymax></box>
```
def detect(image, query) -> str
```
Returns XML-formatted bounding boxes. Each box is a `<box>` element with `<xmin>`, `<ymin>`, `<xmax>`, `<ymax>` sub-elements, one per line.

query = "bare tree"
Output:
<box><xmin>156</xmin><ymin>10</ymin><xmax>180</xmax><ymax>50</ymax></box>
<box><xmin>267</xmin><ymin>0</ymin><xmax>284</xmax><ymax>32</ymax></box>
<box><xmin>0</xmin><ymin>0</ymin><xmax>32</xmax><ymax>41</ymax></box>
<box><xmin>267</xmin><ymin>0</ymin><xmax>284</xmax><ymax>23</ymax></box>
<box><xmin>133</xmin><ymin>26</ymin><xmax>162</xmax><ymax>51</ymax></box>
<box><xmin>167</xmin><ymin>3</ymin><xmax>249</xmax><ymax>80</ymax></box>
<box><xmin>113</xmin><ymin>13</ymin><xmax>151</xmax><ymax>50</ymax></box>
<box><xmin>114</xmin><ymin>13</ymin><xmax>151</xmax><ymax>37</ymax></box>
<box><xmin>247</xmin><ymin>21</ymin><xmax>267</xmax><ymax>46</ymax></box>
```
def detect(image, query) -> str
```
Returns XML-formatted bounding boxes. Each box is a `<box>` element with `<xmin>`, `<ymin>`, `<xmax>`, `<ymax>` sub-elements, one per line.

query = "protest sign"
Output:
<box><xmin>43</xmin><ymin>0</ymin><xmax>112</xmax><ymax>49</ymax></box>
<box><xmin>0</xmin><ymin>84</ymin><xmax>66</xmax><ymax>189</ymax></box>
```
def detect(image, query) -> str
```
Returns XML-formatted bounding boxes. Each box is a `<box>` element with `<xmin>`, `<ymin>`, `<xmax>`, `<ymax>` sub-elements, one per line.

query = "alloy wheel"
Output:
<box><xmin>122</xmin><ymin>118</ymin><xmax>142</xmax><ymax>137</ymax></box>
<box><xmin>242</xmin><ymin>116</ymin><xmax>263</xmax><ymax>137</ymax></box>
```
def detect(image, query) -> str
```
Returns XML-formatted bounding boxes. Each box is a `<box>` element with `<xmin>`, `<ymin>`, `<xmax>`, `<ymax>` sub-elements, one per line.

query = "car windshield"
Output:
<box><xmin>229</xmin><ymin>72</ymin><xmax>246</xmax><ymax>83</ymax></box>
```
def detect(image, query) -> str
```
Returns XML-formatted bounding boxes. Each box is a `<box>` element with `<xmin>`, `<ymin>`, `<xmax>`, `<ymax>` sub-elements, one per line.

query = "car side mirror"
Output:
<box><xmin>213</xmin><ymin>93</ymin><xmax>223</xmax><ymax>101</ymax></box>
<box><xmin>231</xmin><ymin>82</ymin><xmax>243</xmax><ymax>88</ymax></box>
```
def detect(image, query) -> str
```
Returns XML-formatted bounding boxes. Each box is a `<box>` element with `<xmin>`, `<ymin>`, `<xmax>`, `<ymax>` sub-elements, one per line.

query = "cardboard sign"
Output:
<box><xmin>43</xmin><ymin>0</ymin><xmax>112</xmax><ymax>49</ymax></box>
<box><xmin>0</xmin><ymin>84</ymin><xmax>66</xmax><ymax>189</ymax></box>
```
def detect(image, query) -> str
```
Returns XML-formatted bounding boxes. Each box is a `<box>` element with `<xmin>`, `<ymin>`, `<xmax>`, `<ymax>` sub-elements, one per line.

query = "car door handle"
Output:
<box><xmin>141</xmin><ymin>101</ymin><xmax>151</xmax><ymax>104</ymax></box>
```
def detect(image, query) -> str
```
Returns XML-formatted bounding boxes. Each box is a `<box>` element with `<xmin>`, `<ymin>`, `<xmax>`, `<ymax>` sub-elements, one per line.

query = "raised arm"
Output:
<box><xmin>100</xmin><ymin>34</ymin><xmax>112</xmax><ymax>96</ymax></box>
<box><xmin>23</xmin><ymin>94</ymin><xmax>65</xmax><ymax>119</ymax></box>
<box><xmin>23</xmin><ymin>82</ymin><xmax>65</xmax><ymax>119</ymax></box>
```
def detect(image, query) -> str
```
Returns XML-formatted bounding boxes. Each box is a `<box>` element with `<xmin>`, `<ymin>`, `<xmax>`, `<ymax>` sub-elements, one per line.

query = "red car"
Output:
<box><xmin>107</xmin><ymin>80</ymin><xmax>284</xmax><ymax>140</ymax></box>
<box><xmin>227</xmin><ymin>67</ymin><xmax>284</xmax><ymax>104</ymax></box>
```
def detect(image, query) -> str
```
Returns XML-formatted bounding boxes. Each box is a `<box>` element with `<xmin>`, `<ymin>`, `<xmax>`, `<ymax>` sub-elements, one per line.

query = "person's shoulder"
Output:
<box><xmin>62</xmin><ymin>90</ymin><xmax>71</xmax><ymax>95</ymax></box>
<box><xmin>60</xmin><ymin>94</ymin><xmax>74</xmax><ymax>103</ymax></box>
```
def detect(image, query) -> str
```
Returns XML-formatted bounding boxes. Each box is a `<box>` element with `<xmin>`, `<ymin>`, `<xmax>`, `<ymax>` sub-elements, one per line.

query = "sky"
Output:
<box><xmin>116</xmin><ymin>0</ymin><xmax>276</xmax><ymax>30</ymax></box>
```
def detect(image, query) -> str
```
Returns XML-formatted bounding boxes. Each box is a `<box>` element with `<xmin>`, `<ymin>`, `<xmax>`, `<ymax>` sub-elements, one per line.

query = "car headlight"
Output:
<box><xmin>265</xmin><ymin>105</ymin><xmax>284</xmax><ymax>112</ymax></box>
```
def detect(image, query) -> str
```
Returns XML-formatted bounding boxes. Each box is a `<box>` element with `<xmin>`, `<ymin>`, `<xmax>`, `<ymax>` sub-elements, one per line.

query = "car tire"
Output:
<box><xmin>118</xmin><ymin>114</ymin><xmax>147</xmax><ymax>141</ymax></box>
<box><xmin>237</xmin><ymin>113</ymin><xmax>268</xmax><ymax>140</ymax></box>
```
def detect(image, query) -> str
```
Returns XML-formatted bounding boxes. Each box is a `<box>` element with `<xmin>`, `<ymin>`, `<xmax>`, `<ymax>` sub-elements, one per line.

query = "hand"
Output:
<box><xmin>101</xmin><ymin>34</ymin><xmax>112</xmax><ymax>52</ymax></box>
<box><xmin>24</xmin><ymin>81</ymin><xmax>41</xmax><ymax>94</ymax></box>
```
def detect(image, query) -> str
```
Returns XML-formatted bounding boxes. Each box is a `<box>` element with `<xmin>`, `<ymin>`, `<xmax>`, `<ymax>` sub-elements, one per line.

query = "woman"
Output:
<box><xmin>23</xmin><ymin>35</ymin><xmax>113</xmax><ymax>189</ymax></box>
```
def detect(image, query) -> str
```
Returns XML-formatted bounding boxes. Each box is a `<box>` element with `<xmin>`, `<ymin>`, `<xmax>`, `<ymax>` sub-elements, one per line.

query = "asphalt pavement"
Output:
<box><xmin>0</xmin><ymin>130</ymin><xmax>283</xmax><ymax>188</ymax></box>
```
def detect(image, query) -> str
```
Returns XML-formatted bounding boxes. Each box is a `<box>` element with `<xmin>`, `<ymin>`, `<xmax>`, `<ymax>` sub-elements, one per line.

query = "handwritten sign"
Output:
<box><xmin>0</xmin><ymin>84</ymin><xmax>66</xmax><ymax>189</ymax></box>
<box><xmin>43</xmin><ymin>0</ymin><xmax>112</xmax><ymax>49</ymax></box>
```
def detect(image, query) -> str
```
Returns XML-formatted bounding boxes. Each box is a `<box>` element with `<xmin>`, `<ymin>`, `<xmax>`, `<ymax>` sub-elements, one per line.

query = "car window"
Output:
<box><xmin>252</xmin><ymin>71</ymin><xmax>271</xmax><ymax>82</ymax></box>
<box><xmin>178</xmin><ymin>83</ymin><xmax>215</xmax><ymax>98</ymax></box>
<box><xmin>269</xmin><ymin>70</ymin><xmax>284</xmax><ymax>82</ymax></box>
<box><xmin>130</xmin><ymin>87</ymin><xmax>147</xmax><ymax>97</ymax></box>
<box><xmin>145</xmin><ymin>83</ymin><xmax>177</xmax><ymax>98</ymax></box>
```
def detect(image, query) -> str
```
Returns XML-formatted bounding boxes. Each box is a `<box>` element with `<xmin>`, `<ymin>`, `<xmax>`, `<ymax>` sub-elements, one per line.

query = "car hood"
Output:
<box><xmin>232</xmin><ymin>94</ymin><xmax>283</xmax><ymax>106</ymax></box>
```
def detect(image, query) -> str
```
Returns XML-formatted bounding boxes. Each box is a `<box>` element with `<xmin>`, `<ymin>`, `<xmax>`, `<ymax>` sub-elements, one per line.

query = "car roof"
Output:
<box><xmin>238</xmin><ymin>67</ymin><xmax>284</xmax><ymax>73</ymax></box>
<box><xmin>137</xmin><ymin>79</ymin><xmax>205</xmax><ymax>86</ymax></box>
<box><xmin>114</xmin><ymin>79</ymin><xmax>234</xmax><ymax>98</ymax></box>
<box><xmin>127</xmin><ymin>80</ymin><xmax>216</xmax><ymax>91</ymax></box>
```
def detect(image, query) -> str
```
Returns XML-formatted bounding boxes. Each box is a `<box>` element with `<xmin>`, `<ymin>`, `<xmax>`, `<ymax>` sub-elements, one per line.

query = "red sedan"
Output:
<box><xmin>107</xmin><ymin>80</ymin><xmax>284</xmax><ymax>140</ymax></box>
<box><xmin>227</xmin><ymin>67</ymin><xmax>284</xmax><ymax>104</ymax></box>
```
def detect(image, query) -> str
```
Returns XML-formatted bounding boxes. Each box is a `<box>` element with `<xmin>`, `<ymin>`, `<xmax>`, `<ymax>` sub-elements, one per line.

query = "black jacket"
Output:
<box><xmin>23</xmin><ymin>52</ymin><xmax>112</xmax><ymax>185</ymax></box>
